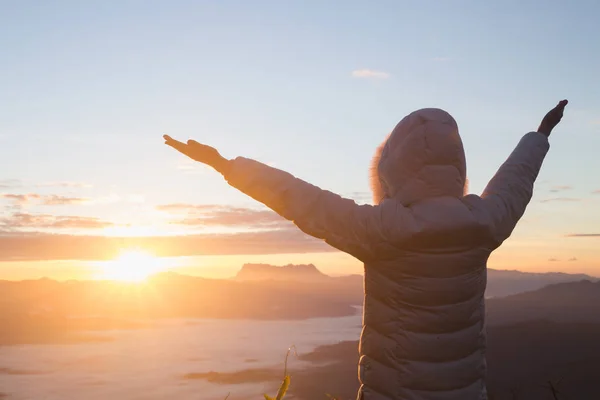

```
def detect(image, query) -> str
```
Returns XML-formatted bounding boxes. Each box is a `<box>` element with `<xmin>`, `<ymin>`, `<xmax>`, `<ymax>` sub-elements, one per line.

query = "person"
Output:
<box><xmin>164</xmin><ymin>100</ymin><xmax>568</xmax><ymax>400</ymax></box>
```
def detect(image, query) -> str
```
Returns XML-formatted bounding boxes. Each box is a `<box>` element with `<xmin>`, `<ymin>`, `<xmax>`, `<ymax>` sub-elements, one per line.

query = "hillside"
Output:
<box><xmin>2</xmin><ymin>266</ymin><xmax>598</xmax><ymax>346</ymax></box>
<box><xmin>486</xmin><ymin>268</ymin><xmax>597</xmax><ymax>298</ymax></box>
<box><xmin>181</xmin><ymin>279</ymin><xmax>600</xmax><ymax>399</ymax></box>
<box><xmin>0</xmin><ymin>272</ymin><xmax>360</xmax><ymax>345</ymax></box>
<box><xmin>234</xmin><ymin>263</ymin><xmax>331</xmax><ymax>282</ymax></box>
<box><xmin>486</xmin><ymin>279</ymin><xmax>600</xmax><ymax>325</ymax></box>
<box><xmin>189</xmin><ymin>280</ymin><xmax>600</xmax><ymax>399</ymax></box>
<box><xmin>283</xmin><ymin>320</ymin><xmax>600</xmax><ymax>400</ymax></box>
<box><xmin>231</xmin><ymin>263</ymin><xmax>597</xmax><ymax>299</ymax></box>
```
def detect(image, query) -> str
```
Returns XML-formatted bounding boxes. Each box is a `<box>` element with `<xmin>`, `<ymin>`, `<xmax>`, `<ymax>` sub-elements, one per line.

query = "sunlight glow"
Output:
<box><xmin>94</xmin><ymin>250</ymin><xmax>171</xmax><ymax>282</ymax></box>
<box><xmin>100</xmin><ymin>225</ymin><xmax>168</xmax><ymax>237</ymax></box>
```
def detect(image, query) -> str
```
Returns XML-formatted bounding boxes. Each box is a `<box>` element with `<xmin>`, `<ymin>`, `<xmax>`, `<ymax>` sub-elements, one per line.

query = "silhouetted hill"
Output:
<box><xmin>279</xmin><ymin>320</ymin><xmax>600</xmax><ymax>400</ymax></box>
<box><xmin>1</xmin><ymin>267</ymin><xmax>597</xmax><ymax>346</ymax></box>
<box><xmin>230</xmin><ymin>263</ymin><xmax>596</xmax><ymax>298</ymax></box>
<box><xmin>181</xmin><ymin>280</ymin><xmax>600</xmax><ymax>399</ymax></box>
<box><xmin>487</xmin><ymin>279</ymin><xmax>600</xmax><ymax>325</ymax></box>
<box><xmin>0</xmin><ymin>272</ymin><xmax>361</xmax><ymax>345</ymax></box>
<box><xmin>234</xmin><ymin>263</ymin><xmax>330</xmax><ymax>282</ymax></box>
<box><xmin>486</xmin><ymin>268</ymin><xmax>597</xmax><ymax>298</ymax></box>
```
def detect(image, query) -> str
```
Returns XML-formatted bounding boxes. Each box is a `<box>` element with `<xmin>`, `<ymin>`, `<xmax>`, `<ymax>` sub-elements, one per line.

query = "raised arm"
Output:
<box><xmin>481</xmin><ymin>100</ymin><xmax>568</xmax><ymax>244</ymax></box>
<box><xmin>163</xmin><ymin>136</ymin><xmax>396</xmax><ymax>261</ymax></box>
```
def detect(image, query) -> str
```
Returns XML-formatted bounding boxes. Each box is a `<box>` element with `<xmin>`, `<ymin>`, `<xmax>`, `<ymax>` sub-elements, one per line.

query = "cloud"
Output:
<box><xmin>156</xmin><ymin>204</ymin><xmax>220</xmax><ymax>212</ymax></box>
<box><xmin>566</xmin><ymin>233</ymin><xmax>600</xmax><ymax>237</ymax></box>
<box><xmin>548</xmin><ymin>258</ymin><xmax>559</xmax><ymax>262</ymax></box>
<box><xmin>1</xmin><ymin>212</ymin><xmax>113</xmax><ymax>230</ymax></box>
<box><xmin>0</xmin><ymin>193</ymin><xmax>41</xmax><ymax>204</ymax></box>
<box><xmin>549</xmin><ymin>185</ymin><xmax>573</xmax><ymax>193</ymax></box>
<box><xmin>1</xmin><ymin>193</ymin><xmax>90</xmax><ymax>206</ymax></box>
<box><xmin>41</xmin><ymin>195</ymin><xmax>90</xmax><ymax>206</ymax></box>
<box><xmin>175</xmin><ymin>162</ymin><xmax>208</xmax><ymax>175</ymax></box>
<box><xmin>156</xmin><ymin>204</ymin><xmax>290</xmax><ymax>228</ymax></box>
<box><xmin>352</xmin><ymin>69</ymin><xmax>390</xmax><ymax>79</ymax></box>
<box><xmin>345</xmin><ymin>191</ymin><xmax>372</xmax><ymax>204</ymax></box>
<box><xmin>539</xmin><ymin>197</ymin><xmax>581</xmax><ymax>203</ymax></box>
<box><xmin>0</xmin><ymin>179</ymin><xmax>21</xmax><ymax>189</ymax></box>
<box><xmin>593</xmin><ymin>189</ymin><xmax>600</xmax><ymax>194</ymax></box>
<box><xmin>0</xmin><ymin>229</ymin><xmax>334</xmax><ymax>262</ymax></box>
<box><xmin>568</xmin><ymin>257</ymin><xmax>578</xmax><ymax>262</ymax></box>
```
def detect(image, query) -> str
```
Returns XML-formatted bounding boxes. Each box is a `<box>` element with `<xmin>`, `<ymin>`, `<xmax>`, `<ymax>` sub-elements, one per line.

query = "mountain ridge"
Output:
<box><xmin>234</xmin><ymin>263</ymin><xmax>330</xmax><ymax>282</ymax></box>
<box><xmin>229</xmin><ymin>263</ymin><xmax>598</xmax><ymax>297</ymax></box>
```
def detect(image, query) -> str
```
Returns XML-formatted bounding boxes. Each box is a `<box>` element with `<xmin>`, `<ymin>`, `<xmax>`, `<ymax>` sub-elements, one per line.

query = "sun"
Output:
<box><xmin>95</xmin><ymin>250</ymin><xmax>169</xmax><ymax>282</ymax></box>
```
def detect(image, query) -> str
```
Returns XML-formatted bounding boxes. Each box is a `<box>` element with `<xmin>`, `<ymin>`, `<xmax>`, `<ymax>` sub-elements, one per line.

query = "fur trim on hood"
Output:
<box><xmin>369</xmin><ymin>134</ymin><xmax>390</xmax><ymax>205</ymax></box>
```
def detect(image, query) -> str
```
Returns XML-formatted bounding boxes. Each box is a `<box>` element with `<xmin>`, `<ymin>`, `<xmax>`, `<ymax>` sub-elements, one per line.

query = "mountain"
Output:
<box><xmin>0</xmin><ymin>273</ymin><xmax>360</xmax><ymax>345</ymax></box>
<box><xmin>2</xmin><ymin>265</ymin><xmax>598</xmax><ymax>346</ymax></box>
<box><xmin>234</xmin><ymin>263</ymin><xmax>330</xmax><ymax>282</ymax></box>
<box><xmin>283</xmin><ymin>281</ymin><xmax>600</xmax><ymax>399</ymax></box>
<box><xmin>180</xmin><ymin>279</ymin><xmax>600</xmax><ymax>399</ymax></box>
<box><xmin>486</xmin><ymin>268</ymin><xmax>597</xmax><ymax>298</ymax></box>
<box><xmin>232</xmin><ymin>263</ymin><xmax>596</xmax><ymax>299</ymax></box>
<box><xmin>285</xmin><ymin>321</ymin><xmax>600</xmax><ymax>400</ymax></box>
<box><xmin>486</xmin><ymin>279</ymin><xmax>600</xmax><ymax>325</ymax></box>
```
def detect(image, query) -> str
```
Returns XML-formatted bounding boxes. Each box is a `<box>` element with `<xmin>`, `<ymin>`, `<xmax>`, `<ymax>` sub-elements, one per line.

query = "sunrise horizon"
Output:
<box><xmin>2</xmin><ymin>248</ymin><xmax>599</xmax><ymax>282</ymax></box>
<box><xmin>2</xmin><ymin>2</ymin><xmax>600</xmax><ymax>399</ymax></box>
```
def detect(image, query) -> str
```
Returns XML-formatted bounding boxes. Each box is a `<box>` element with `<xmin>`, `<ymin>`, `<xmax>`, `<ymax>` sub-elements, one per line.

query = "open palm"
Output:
<box><xmin>163</xmin><ymin>134</ymin><xmax>230</xmax><ymax>173</ymax></box>
<box><xmin>538</xmin><ymin>100</ymin><xmax>568</xmax><ymax>136</ymax></box>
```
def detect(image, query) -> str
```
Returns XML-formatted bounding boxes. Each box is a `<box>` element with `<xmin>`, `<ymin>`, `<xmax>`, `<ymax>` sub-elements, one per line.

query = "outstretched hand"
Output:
<box><xmin>163</xmin><ymin>135</ymin><xmax>231</xmax><ymax>174</ymax></box>
<box><xmin>538</xmin><ymin>100</ymin><xmax>568</xmax><ymax>137</ymax></box>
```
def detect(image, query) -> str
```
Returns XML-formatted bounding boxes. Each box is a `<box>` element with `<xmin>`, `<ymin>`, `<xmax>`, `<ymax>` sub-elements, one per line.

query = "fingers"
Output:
<box><xmin>163</xmin><ymin>135</ymin><xmax>190</xmax><ymax>154</ymax></box>
<box><xmin>187</xmin><ymin>139</ymin><xmax>206</xmax><ymax>149</ymax></box>
<box><xmin>556</xmin><ymin>99</ymin><xmax>568</xmax><ymax>110</ymax></box>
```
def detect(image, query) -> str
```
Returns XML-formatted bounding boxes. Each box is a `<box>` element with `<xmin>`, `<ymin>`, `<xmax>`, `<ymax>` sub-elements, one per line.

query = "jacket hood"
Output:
<box><xmin>370</xmin><ymin>108</ymin><xmax>467</xmax><ymax>205</ymax></box>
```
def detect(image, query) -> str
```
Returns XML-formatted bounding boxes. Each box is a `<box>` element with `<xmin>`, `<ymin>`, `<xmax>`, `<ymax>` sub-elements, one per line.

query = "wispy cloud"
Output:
<box><xmin>566</xmin><ymin>233</ymin><xmax>600</xmax><ymax>237</ymax></box>
<box><xmin>175</xmin><ymin>162</ymin><xmax>208</xmax><ymax>175</ymax></box>
<box><xmin>592</xmin><ymin>189</ymin><xmax>600</xmax><ymax>194</ymax></box>
<box><xmin>156</xmin><ymin>204</ymin><xmax>220</xmax><ymax>212</ymax></box>
<box><xmin>41</xmin><ymin>195</ymin><xmax>91</xmax><ymax>206</ymax></box>
<box><xmin>1</xmin><ymin>212</ymin><xmax>113</xmax><ymax>230</ymax></box>
<box><xmin>156</xmin><ymin>204</ymin><xmax>290</xmax><ymax>229</ymax></box>
<box><xmin>345</xmin><ymin>191</ymin><xmax>372</xmax><ymax>204</ymax></box>
<box><xmin>549</xmin><ymin>185</ymin><xmax>573</xmax><ymax>193</ymax></box>
<box><xmin>0</xmin><ymin>193</ymin><xmax>41</xmax><ymax>204</ymax></box>
<box><xmin>1</xmin><ymin>193</ymin><xmax>90</xmax><ymax>206</ymax></box>
<box><xmin>352</xmin><ymin>69</ymin><xmax>390</xmax><ymax>79</ymax></box>
<box><xmin>548</xmin><ymin>258</ymin><xmax>559</xmax><ymax>262</ymax></box>
<box><xmin>569</xmin><ymin>257</ymin><xmax>578</xmax><ymax>262</ymax></box>
<box><xmin>540</xmin><ymin>197</ymin><xmax>581</xmax><ymax>203</ymax></box>
<box><xmin>0</xmin><ymin>179</ymin><xmax>21</xmax><ymax>190</ymax></box>
<box><xmin>0</xmin><ymin>229</ymin><xmax>333</xmax><ymax>261</ymax></box>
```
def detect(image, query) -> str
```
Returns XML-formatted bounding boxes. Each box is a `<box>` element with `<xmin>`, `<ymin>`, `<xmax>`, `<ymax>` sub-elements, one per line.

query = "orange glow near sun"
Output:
<box><xmin>94</xmin><ymin>250</ymin><xmax>170</xmax><ymax>282</ymax></box>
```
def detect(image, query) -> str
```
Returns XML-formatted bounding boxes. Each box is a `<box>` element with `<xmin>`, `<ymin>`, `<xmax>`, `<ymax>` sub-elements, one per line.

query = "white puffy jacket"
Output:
<box><xmin>222</xmin><ymin>108</ymin><xmax>550</xmax><ymax>400</ymax></box>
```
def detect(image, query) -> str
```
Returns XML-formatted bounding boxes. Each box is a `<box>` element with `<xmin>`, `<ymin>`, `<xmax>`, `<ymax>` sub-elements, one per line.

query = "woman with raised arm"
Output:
<box><xmin>164</xmin><ymin>100</ymin><xmax>568</xmax><ymax>400</ymax></box>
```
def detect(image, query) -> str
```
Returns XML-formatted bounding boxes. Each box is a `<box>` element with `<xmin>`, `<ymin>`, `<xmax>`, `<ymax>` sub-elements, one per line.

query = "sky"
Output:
<box><xmin>1</xmin><ymin>0</ymin><xmax>599</xmax><ymax>280</ymax></box>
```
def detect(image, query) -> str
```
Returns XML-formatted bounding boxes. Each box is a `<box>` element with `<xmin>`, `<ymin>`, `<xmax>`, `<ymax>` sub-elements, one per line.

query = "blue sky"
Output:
<box><xmin>0</xmin><ymin>0</ymin><xmax>599</xmax><ymax>279</ymax></box>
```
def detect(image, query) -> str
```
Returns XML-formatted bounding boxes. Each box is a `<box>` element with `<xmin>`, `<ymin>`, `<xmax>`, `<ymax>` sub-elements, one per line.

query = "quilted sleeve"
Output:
<box><xmin>481</xmin><ymin>132</ymin><xmax>550</xmax><ymax>244</ymax></box>
<box><xmin>223</xmin><ymin>157</ymin><xmax>395</xmax><ymax>261</ymax></box>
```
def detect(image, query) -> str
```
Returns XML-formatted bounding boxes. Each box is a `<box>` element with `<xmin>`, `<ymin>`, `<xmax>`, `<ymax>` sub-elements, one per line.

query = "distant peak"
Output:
<box><xmin>235</xmin><ymin>263</ymin><xmax>329</xmax><ymax>281</ymax></box>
